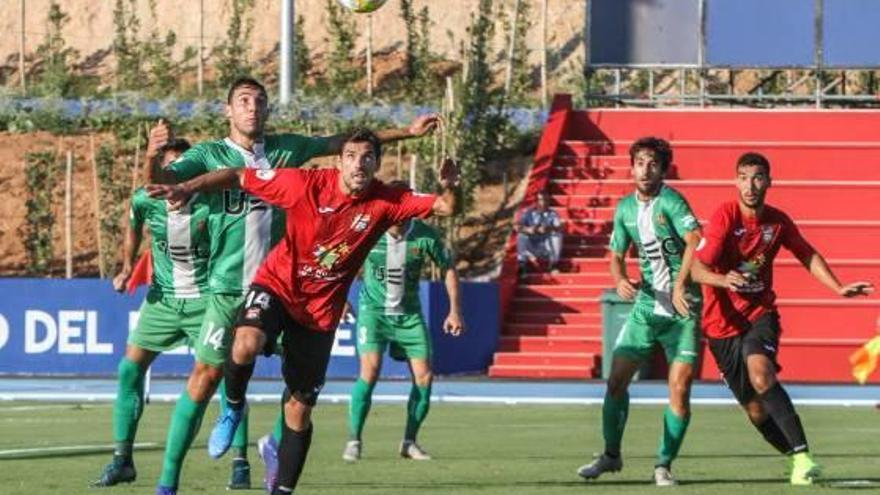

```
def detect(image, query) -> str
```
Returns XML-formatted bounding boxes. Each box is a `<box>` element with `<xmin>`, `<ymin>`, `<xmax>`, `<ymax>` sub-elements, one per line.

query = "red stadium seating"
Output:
<box><xmin>490</xmin><ymin>97</ymin><xmax>880</xmax><ymax>382</ymax></box>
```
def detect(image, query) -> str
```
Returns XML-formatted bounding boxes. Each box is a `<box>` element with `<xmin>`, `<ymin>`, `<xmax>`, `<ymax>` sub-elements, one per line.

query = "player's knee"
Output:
<box><xmin>413</xmin><ymin>369</ymin><xmax>433</xmax><ymax>388</ymax></box>
<box><xmin>744</xmin><ymin>399</ymin><xmax>767</xmax><ymax>425</ymax></box>
<box><xmin>607</xmin><ymin>374</ymin><xmax>630</xmax><ymax>398</ymax></box>
<box><xmin>283</xmin><ymin>397</ymin><xmax>312</xmax><ymax>432</ymax></box>
<box><xmin>360</xmin><ymin>367</ymin><xmax>379</xmax><ymax>385</ymax></box>
<box><xmin>187</xmin><ymin>363</ymin><xmax>223</xmax><ymax>402</ymax></box>
<box><xmin>231</xmin><ymin>327</ymin><xmax>264</xmax><ymax>363</ymax></box>
<box><xmin>749</xmin><ymin>372</ymin><xmax>776</xmax><ymax>395</ymax></box>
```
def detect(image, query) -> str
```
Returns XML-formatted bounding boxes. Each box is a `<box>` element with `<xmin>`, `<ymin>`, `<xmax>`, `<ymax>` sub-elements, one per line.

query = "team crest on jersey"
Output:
<box><xmin>255</xmin><ymin>169</ymin><xmax>276</xmax><ymax>181</ymax></box>
<box><xmin>351</xmin><ymin>214</ymin><xmax>371</xmax><ymax>232</ymax></box>
<box><xmin>313</xmin><ymin>242</ymin><xmax>352</xmax><ymax>270</ymax></box>
<box><xmin>655</xmin><ymin>214</ymin><xmax>666</xmax><ymax>225</ymax></box>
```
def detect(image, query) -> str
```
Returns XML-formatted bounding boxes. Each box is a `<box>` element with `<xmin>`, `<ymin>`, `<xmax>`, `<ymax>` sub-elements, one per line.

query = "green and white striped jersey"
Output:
<box><xmin>170</xmin><ymin>134</ymin><xmax>329</xmax><ymax>295</ymax></box>
<box><xmin>358</xmin><ymin>220</ymin><xmax>452</xmax><ymax>315</ymax></box>
<box><xmin>609</xmin><ymin>185</ymin><xmax>700</xmax><ymax>316</ymax></box>
<box><xmin>130</xmin><ymin>188</ymin><xmax>210</xmax><ymax>298</ymax></box>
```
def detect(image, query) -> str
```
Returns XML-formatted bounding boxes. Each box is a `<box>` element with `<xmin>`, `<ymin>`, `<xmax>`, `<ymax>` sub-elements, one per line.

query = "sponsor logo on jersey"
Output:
<box><xmin>351</xmin><ymin>214</ymin><xmax>371</xmax><ymax>232</ymax></box>
<box><xmin>313</xmin><ymin>242</ymin><xmax>352</xmax><ymax>270</ymax></box>
<box><xmin>318</xmin><ymin>206</ymin><xmax>336</xmax><ymax>214</ymax></box>
<box><xmin>255</xmin><ymin>169</ymin><xmax>276</xmax><ymax>181</ymax></box>
<box><xmin>762</xmin><ymin>225</ymin><xmax>775</xmax><ymax>243</ymax></box>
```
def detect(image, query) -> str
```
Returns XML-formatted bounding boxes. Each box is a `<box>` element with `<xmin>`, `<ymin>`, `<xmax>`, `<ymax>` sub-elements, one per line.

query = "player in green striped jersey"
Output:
<box><xmin>342</xmin><ymin>212</ymin><xmax>464</xmax><ymax>462</ymax></box>
<box><xmin>150</xmin><ymin>77</ymin><xmax>440</xmax><ymax>495</ymax></box>
<box><xmin>577</xmin><ymin>137</ymin><xmax>702</xmax><ymax>486</ymax></box>
<box><xmin>92</xmin><ymin>138</ymin><xmax>213</xmax><ymax>488</ymax></box>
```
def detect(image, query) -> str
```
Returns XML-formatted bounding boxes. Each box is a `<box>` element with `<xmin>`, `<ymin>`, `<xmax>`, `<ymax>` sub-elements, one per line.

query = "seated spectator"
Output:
<box><xmin>516</xmin><ymin>191</ymin><xmax>563</xmax><ymax>274</ymax></box>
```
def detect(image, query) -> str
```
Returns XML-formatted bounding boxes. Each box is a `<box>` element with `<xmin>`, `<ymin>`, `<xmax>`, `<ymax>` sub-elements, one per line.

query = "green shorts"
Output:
<box><xmin>612</xmin><ymin>304</ymin><xmax>700</xmax><ymax>365</ymax></box>
<box><xmin>194</xmin><ymin>293</ymin><xmax>245</xmax><ymax>366</ymax></box>
<box><xmin>356</xmin><ymin>309</ymin><xmax>431</xmax><ymax>361</ymax></box>
<box><xmin>129</xmin><ymin>289</ymin><xmax>206</xmax><ymax>355</ymax></box>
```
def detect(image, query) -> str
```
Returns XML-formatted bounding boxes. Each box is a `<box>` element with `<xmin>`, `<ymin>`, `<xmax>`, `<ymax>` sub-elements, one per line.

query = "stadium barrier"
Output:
<box><xmin>0</xmin><ymin>279</ymin><xmax>498</xmax><ymax>379</ymax></box>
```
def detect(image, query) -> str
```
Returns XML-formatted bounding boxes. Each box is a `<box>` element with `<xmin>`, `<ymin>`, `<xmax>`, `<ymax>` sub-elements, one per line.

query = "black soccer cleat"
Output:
<box><xmin>227</xmin><ymin>458</ymin><xmax>251</xmax><ymax>490</ymax></box>
<box><xmin>91</xmin><ymin>455</ymin><xmax>137</xmax><ymax>487</ymax></box>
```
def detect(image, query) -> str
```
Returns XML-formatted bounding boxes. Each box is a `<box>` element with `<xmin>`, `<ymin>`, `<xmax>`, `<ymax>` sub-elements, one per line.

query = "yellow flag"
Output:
<box><xmin>849</xmin><ymin>336</ymin><xmax>880</xmax><ymax>384</ymax></box>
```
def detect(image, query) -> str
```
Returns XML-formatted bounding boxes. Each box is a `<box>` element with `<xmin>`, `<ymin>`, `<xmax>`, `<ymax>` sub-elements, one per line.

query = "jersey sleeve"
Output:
<box><xmin>385</xmin><ymin>190</ymin><xmax>437</xmax><ymax>224</ymax></box>
<box><xmin>696</xmin><ymin>206</ymin><xmax>730</xmax><ymax>266</ymax></box>
<box><xmin>129</xmin><ymin>189</ymin><xmax>149</xmax><ymax>232</ymax></box>
<box><xmin>425</xmin><ymin>228</ymin><xmax>453</xmax><ymax>270</ymax></box>
<box><xmin>608</xmin><ymin>204</ymin><xmax>631</xmax><ymax>255</ymax></box>
<box><xmin>781</xmin><ymin>213</ymin><xmax>816</xmax><ymax>261</ymax></box>
<box><xmin>665</xmin><ymin>193</ymin><xmax>700</xmax><ymax>235</ymax></box>
<box><xmin>275</xmin><ymin>134</ymin><xmax>332</xmax><ymax>166</ymax></box>
<box><xmin>168</xmin><ymin>144</ymin><xmax>210</xmax><ymax>181</ymax></box>
<box><xmin>241</xmin><ymin>168</ymin><xmax>306</xmax><ymax>209</ymax></box>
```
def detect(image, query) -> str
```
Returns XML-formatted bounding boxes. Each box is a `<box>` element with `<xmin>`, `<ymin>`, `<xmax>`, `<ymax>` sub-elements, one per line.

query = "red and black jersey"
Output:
<box><xmin>696</xmin><ymin>201</ymin><xmax>815</xmax><ymax>338</ymax></box>
<box><xmin>242</xmin><ymin>168</ymin><xmax>436</xmax><ymax>332</ymax></box>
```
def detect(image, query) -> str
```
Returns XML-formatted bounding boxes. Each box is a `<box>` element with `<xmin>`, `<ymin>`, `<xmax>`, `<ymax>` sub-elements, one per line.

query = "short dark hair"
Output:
<box><xmin>629</xmin><ymin>137</ymin><xmax>673</xmax><ymax>172</ymax></box>
<box><xmin>342</xmin><ymin>128</ymin><xmax>382</xmax><ymax>164</ymax></box>
<box><xmin>151</xmin><ymin>138</ymin><xmax>191</xmax><ymax>172</ymax></box>
<box><xmin>227</xmin><ymin>77</ymin><xmax>268</xmax><ymax>104</ymax></box>
<box><xmin>736</xmin><ymin>152</ymin><xmax>771</xmax><ymax>175</ymax></box>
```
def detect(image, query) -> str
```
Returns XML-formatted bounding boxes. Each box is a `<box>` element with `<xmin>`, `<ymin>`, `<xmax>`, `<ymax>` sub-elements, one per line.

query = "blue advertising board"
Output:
<box><xmin>0</xmin><ymin>279</ymin><xmax>498</xmax><ymax>379</ymax></box>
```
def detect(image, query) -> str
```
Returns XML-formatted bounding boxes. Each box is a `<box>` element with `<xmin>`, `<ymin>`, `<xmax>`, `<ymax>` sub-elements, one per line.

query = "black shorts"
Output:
<box><xmin>708</xmin><ymin>312</ymin><xmax>782</xmax><ymax>405</ymax></box>
<box><xmin>236</xmin><ymin>285</ymin><xmax>336</xmax><ymax>407</ymax></box>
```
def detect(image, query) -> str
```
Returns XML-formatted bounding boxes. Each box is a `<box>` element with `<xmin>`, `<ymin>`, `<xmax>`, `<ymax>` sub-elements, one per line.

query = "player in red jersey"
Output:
<box><xmin>691</xmin><ymin>152</ymin><xmax>874</xmax><ymax>485</ymax></box>
<box><xmin>148</xmin><ymin>129</ymin><xmax>458</xmax><ymax>495</ymax></box>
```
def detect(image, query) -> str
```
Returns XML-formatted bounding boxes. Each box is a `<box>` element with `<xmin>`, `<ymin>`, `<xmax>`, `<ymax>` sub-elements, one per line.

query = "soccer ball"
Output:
<box><xmin>337</xmin><ymin>0</ymin><xmax>387</xmax><ymax>13</ymax></box>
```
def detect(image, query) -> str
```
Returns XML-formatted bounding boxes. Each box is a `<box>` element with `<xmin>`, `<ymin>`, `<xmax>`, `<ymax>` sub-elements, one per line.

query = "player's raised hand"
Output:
<box><xmin>146</xmin><ymin>119</ymin><xmax>172</xmax><ymax>157</ymax></box>
<box><xmin>145</xmin><ymin>183</ymin><xmax>190</xmax><ymax>210</ymax></box>
<box><xmin>438</xmin><ymin>158</ymin><xmax>460</xmax><ymax>189</ymax></box>
<box><xmin>616</xmin><ymin>278</ymin><xmax>638</xmax><ymax>301</ymax></box>
<box><xmin>112</xmin><ymin>267</ymin><xmax>132</xmax><ymax>293</ymax></box>
<box><xmin>724</xmin><ymin>270</ymin><xmax>748</xmax><ymax>292</ymax></box>
<box><xmin>838</xmin><ymin>281</ymin><xmax>874</xmax><ymax>298</ymax></box>
<box><xmin>408</xmin><ymin>113</ymin><xmax>441</xmax><ymax>137</ymax></box>
<box><xmin>443</xmin><ymin>312</ymin><xmax>464</xmax><ymax>337</ymax></box>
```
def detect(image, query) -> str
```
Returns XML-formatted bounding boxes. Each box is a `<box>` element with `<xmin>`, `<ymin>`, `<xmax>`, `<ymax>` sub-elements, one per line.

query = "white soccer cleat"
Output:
<box><xmin>653</xmin><ymin>465</ymin><xmax>677</xmax><ymax>486</ymax></box>
<box><xmin>577</xmin><ymin>453</ymin><xmax>623</xmax><ymax>480</ymax></box>
<box><xmin>399</xmin><ymin>440</ymin><xmax>432</xmax><ymax>460</ymax></box>
<box><xmin>342</xmin><ymin>440</ymin><xmax>362</xmax><ymax>462</ymax></box>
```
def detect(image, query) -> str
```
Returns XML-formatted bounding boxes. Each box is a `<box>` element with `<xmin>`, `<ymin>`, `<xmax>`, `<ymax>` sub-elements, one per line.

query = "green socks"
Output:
<box><xmin>602</xmin><ymin>391</ymin><xmax>629</xmax><ymax>456</ymax></box>
<box><xmin>348</xmin><ymin>378</ymin><xmax>376</xmax><ymax>441</ymax></box>
<box><xmin>657</xmin><ymin>406</ymin><xmax>691</xmax><ymax>467</ymax></box>
<box><xmin>404</xmin><ymin>384</ymin><xmax>431</xmax><ymax>441</ymax></box>
<box><xmin>159</xmin><ymin>391</ymin><xmax>209</xmax><ymax>488</ymax></box>
<box><xmin>112</xmin><ymin>358</ymin><xmax>146</xmax><ymax>456</ymax></box>
<box><xmin>219</xmin><ymin>380</ymin><xmax>249</xmax><ymax>458</ymax></box>
<box><xmin>273</xmin><ymin>408</ymin><xmax>285</xmax><ymax>443</ymax></box>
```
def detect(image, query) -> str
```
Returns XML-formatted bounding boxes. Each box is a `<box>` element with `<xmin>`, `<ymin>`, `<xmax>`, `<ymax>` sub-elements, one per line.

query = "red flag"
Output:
<box><xmin>126</xmin><ymin>251</ymin><xmax>153</xmax><ymax>294</ymax></box>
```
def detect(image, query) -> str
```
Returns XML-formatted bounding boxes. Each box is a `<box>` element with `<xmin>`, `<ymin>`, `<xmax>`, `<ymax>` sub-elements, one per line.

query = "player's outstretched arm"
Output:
<box><xmin>431</xmin><ymin>158</ymin><xmax>459</xmax><ymax>217</ymax></box>
<box><xmin>322</xmin><ymin>114</ymin><xmax>441</xmax><ymax>155</ymax></box>
<box><xmin>146</xmin><ymin>168</ymin><xmax>242</xmax><ymax>209</ymax></box>
<box><xmin>442</xmin><ymin>267</ymin><xmax>464</xmax><ymax>336</ymax></box>
<box><xmin>113</xmin><ymin>215</ymin><xmax>144</xmax><ymax>292</ymax></box>
<box><xmin>802</xmin><ymin>251</ymin><xmax>875</xmax><ymax>297</ymax></box>
<box><xmin>672</xmin><ymin>230</ymin><xmax>701</xmax><ymax>316</ymax></box>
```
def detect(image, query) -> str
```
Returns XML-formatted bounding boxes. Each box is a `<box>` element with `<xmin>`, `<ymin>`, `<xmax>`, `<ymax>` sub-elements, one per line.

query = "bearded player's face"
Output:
<box><xmin>737</xmin><ymin>163</ymin><xmax>771</xmax><ymax>208</ymax></box>
<box><xmin>226</xmin><ymin>85</ymin><xmax>268</xmax><ymax>138</ymax></box>
<box><xmin>631</xmin><ymin>148</ymin><xmax>664</xmax><ymax>196</ymax></box>
<box><xmin>340</xmin><ymin>141</ymin><xmax>379</xmax><ymax>194</ymax></box>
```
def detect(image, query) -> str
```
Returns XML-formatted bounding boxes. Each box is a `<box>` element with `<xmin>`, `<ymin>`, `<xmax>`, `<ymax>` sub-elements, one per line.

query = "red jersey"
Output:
<box><xmin>243</xmin><ymin>168</ymin><xmax>437</xmax><ymax>332</ymax></box>
<box><xmin>696</xmin><ymin>201</ymin><xmax>815</xmax><ymax>338</ymax></box>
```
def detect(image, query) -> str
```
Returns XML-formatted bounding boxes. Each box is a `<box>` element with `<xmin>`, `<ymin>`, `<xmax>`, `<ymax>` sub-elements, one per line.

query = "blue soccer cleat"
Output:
<box><xmin>155</xmin><ymin>485</ymin><xmax>176</xmax><ymax>495</ymax></box>
<box><xmin>208</xmin><ymin>404</ymin><xmax>246</xmax><ymax>459</ymax></box>
<box><xmin>227</xmin><ymin>458</ymin><xmax>251</xmax><ymax>490</ymax></box>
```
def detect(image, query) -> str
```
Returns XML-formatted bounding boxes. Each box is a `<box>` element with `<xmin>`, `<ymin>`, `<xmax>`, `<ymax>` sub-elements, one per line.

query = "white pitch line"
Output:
<box><xmin>0</xmin><ymin>442</ymin><xmax>157</xmax><ymax>457</ymax></box>
<box><xmin>0</xmin><ymin>393</ymin><xmax>875</xmax><ymax>407</ymax></box>
<box><xmin>0</xmin><ymin>404</ymin><xmax>110</xmax><ymax>412</ymax></box>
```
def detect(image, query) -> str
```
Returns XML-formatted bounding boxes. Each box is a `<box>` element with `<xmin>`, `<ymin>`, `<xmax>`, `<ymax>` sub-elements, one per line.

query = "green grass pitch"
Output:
<box><xmin>1</xmin><ymin>401</ymin><xmax>878</xmax><ymax>494</ymax></box>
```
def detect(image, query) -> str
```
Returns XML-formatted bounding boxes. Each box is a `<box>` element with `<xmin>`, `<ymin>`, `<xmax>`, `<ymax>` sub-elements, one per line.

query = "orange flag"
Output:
<box><xmin>126</xmin><ymin>251</ymin><xmax>153</xmax><ymax>295</ymax></box>
<box><xmin>849</xmin><ymin>335</ymin><xmax>880</xmax><ymax>385</ymax></box>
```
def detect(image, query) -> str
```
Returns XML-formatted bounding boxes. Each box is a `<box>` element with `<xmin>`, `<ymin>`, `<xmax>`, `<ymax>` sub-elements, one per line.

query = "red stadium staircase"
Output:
<box><xmin>489</xmin><ymin>96</ymin><xmax>880</xmax><ymax>382</ymax></box>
